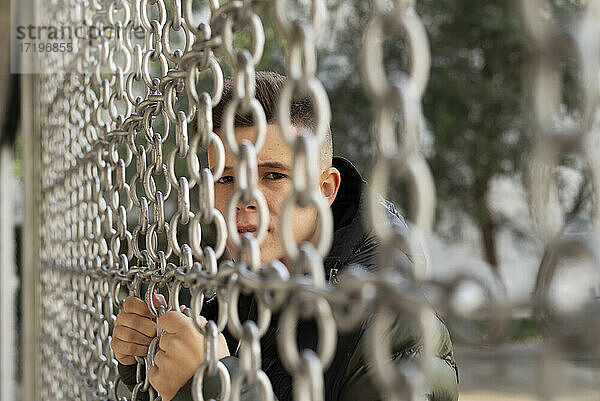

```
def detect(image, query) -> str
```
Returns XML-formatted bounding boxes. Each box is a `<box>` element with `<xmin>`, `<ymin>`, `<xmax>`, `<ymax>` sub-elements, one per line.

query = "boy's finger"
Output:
<box><xmin>111</xmin><ymin>337</ymin><xmax>150</xmax><ymax>358</ymax></box>
<box><xmin>158</xmin><ymin>310</ymin><xmax>191</xmax><ymax>334</ymax></box>
<box><xmin>123</xmin><ymin>296</ymin><xmax>154</xmax><ymax>317</ymax></box>
<box><xmin>114</xmin><ymin>353</ymin><xmax>136</xmax><ymax>365</ymax></box>
<box><xmin>154</xmin><ymin>293</ymin><xmax>167</xmax><ymax>307</ymax></box>
<box><xmin>114</xmin><ymin>325</ymin><xmax>153</xmax><ymax>346</ymax></box>
<box><xmin>115</xmin><ymin>312</ymin><xmax>157</xmax><ymax>337</ymax></box>
<box><xmin>143</xmin><ymin>292</ymin><xmax>167</xmax><ymax>315</ymax></box>
<box><xmin>194</xmin><ymin>314</ymin><xmax>207</xmax><ymax>326</ymax></box>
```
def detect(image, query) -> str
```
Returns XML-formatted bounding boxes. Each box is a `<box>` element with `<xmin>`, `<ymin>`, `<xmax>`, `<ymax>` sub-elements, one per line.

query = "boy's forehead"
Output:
<box><xmin>209</xmin><ymin>123</ymin><xmax>294</xmax><ymax>165</ymax></box>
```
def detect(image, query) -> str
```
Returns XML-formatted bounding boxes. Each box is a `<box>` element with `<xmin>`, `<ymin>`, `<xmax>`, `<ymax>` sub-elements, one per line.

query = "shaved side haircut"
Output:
<box><xmin>211</xmin><ymin>71</ymin><xmax>333</xmax><ymax>168</ymax></box>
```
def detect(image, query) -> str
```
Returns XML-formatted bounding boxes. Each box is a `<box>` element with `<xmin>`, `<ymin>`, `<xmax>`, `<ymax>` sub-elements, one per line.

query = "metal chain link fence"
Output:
<box><xmin>30</xmin><ymin>0</ymin><xmax>600</xmax><ymax>400</ymax></box>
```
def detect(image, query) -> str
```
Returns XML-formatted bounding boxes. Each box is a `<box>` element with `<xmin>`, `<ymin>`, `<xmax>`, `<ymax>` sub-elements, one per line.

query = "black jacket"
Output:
<box><xmin>118</xmin><ymin>157</ymin><xmax>459</xmax><ymax>401</ymax></box>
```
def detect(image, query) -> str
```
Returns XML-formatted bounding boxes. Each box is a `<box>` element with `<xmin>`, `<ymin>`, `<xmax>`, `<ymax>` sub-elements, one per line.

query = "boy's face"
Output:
<box><xmin>209</xmin><ymin>124</ymin><xmax>335</xmax><ymax>265</ymax></box>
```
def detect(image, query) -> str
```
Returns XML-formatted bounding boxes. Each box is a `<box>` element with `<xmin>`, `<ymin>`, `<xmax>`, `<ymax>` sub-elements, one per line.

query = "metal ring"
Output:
<box><xmin>280</xmin><ymin>190</ymin><xmax>333</xmax><ymax>260</ymax></box>
<box><xmin>222</xmin><ymin>97</ymin><xmax>267</xmax><ymax>156</ymax></box>
<box><xmin>277</xmin><ymin>78</ymin><xmax>330</xmax><ymax>147</ymax></box>
<box><xmin>226</xmin><ymin>189</ymin><xmax>269</xmax><ymax>249</ymax></box>
<box><xmin>278</xmin><ymin>295</ymin><xmax>336</xmax><ymax>371</ymax></box>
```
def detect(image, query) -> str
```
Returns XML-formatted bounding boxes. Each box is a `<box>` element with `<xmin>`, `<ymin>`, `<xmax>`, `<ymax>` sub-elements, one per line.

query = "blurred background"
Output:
<box><xmin>2</xmin><ymin>0</ymin><xmax>600</xmax><ymax>400</ymax></box>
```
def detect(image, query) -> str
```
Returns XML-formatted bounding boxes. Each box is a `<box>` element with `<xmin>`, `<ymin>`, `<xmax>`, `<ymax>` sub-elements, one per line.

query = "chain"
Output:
<box><xmin>359</xmin><ymin>2</ymin><xmax>437</xmax><ymax>397</ymax></box>
<box><xmin>519</xmin><ymin>1</ymin><xmax>600</xmax><ymax>399</ymax></box>
<box><xmin>33</xmin><ymin>0</ymin><xmax>600</xmax><ymax>400</ymax></box>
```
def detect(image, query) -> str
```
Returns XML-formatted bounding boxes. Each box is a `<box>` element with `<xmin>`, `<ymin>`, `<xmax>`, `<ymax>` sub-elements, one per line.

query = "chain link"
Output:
<box><xmin>34</xmin><ymin>0</ymin><xmax>600</xmax><ymax>400</ymax></box>
<box><xmin>519</xmin><ymin>1</ymin><xmax>600</xmax><ymax>398</ymax></box>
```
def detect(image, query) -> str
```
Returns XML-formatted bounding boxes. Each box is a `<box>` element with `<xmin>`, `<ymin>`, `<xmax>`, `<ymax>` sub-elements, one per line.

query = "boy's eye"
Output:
<box><xmin>264</xmin><ymin>172</ymin><xmax>287</xmax><ymax>180</ymax></box>
<box><xmin>216</xmin><ymin>176</ymin><xmax>234</xmax><ymax>184</ymax></box>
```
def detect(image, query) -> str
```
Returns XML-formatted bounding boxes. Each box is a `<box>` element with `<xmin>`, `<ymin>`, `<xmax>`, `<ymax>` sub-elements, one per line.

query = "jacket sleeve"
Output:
<box><xmin>117</xmin><ymin>362</ymin><xmax>150</xmax><ymax>401</ymax></box>
<box><xmin>172</xmin><ymin>356</ymin><xmax>280</xmax><ymax>401</ymax></box>
<box><xmin>338</xmin><ymin>314</ymin><xmax>459</xmax><ymax>401</ymax></box>
<box><xmin>120</xmin><ymin>358</ymin><xmax>281</xmax><ymax>401</ymax></box>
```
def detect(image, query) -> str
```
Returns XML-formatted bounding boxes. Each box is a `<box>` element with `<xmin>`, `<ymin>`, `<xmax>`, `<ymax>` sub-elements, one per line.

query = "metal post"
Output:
<box><xmin>21</xmin><ymin>52</ymin><xmax>39</xmax><ymax>401</ymax></box>
<box><xmin>18</xmin><ymin>0</ymin><xmax>41</xmax><ymax>393</ymax></box>
<box><xmin>0</xmin><ymin>144</ymin><xmax>18</xmax><ymax>401</ymax></box>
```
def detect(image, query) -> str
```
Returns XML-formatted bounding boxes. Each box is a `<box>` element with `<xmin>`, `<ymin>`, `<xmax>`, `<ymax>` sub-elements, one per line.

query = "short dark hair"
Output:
<box><xmin>211</xmin><ymin>71</ymin><xmax>333</xmax><ymax>167</ymax></box>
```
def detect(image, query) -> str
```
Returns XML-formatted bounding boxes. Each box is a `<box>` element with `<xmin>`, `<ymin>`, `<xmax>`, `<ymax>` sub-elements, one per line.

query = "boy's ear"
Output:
<box><xmin>320</xmin><ymin>167</ymin><xmax>341</xmax><ymax>207</ymax></box>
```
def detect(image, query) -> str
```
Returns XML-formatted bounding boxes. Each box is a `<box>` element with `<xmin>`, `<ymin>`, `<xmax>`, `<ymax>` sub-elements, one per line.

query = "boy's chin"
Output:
<box><xmin>258</xmin><ymin>252</ymin><xmax>284</xmax><ymax>265</ymax></box>
<box><xmin>258</xmin><ymin>248</ymin><xmax>287</xmax><ymax>266</ymax></box>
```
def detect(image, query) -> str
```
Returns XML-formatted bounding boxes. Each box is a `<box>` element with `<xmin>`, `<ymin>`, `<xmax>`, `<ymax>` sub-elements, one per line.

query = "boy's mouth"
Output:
<box><xmin>237</xmin><ymin>225</ymin><xmax>257</xmax><ymax>234</ymax></box>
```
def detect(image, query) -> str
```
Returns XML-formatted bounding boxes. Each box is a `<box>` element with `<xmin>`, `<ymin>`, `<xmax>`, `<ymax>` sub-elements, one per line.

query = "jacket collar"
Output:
<box><xmin>324</xmin><ymin>157</ymin><xmax>371</xmax><ymax>278</ymax></box>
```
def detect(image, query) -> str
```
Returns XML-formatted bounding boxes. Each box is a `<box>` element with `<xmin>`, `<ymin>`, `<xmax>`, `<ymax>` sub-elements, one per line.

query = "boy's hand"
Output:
<box><xmin>148</xmin><ymin>308</ymin><xmax>230</xmax><ymax>401</ymax></box>
<box><xmin>110</xmin><ymin>295</ymin><xmax>166</xmax><ymax>365</ymax></box>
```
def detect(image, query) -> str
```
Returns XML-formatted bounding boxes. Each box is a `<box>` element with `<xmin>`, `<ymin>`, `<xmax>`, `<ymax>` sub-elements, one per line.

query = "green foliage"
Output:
<box><xmin>316</xmin><ymin>1</ymin><xmax>531</xmax><ymax>251</ymax></box>
<box><xmin>508</xmin><ymin>317</ymin><xmax>546</xmax><ymax>341</ymax></box>
<box><xmin>418</xmin><ymin>0</ymin><xmax>528</xmax><ymax>225</ymax></box>
<box><xmin>448</xmin><ymin>317</ymin><xmax>545</xmax><ymax>343</ymax></box>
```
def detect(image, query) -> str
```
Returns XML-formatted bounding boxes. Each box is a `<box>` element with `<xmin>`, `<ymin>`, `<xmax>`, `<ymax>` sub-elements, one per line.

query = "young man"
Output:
<box><xmin>112</xmin><ymin>72</ymin><xmax>459</xmax><ymax>401</ymax></box>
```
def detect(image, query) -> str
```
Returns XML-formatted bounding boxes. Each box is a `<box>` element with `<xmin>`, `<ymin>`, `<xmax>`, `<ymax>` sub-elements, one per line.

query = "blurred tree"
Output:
<box><xmin>418</xmin><ymin>0</ymin><xmax>528</xmax><ymax>269</ymax></box>
<box><xmin>320</xmin><ymin>0</ymin><xmax>529</xmax><ymax>270</ymax></box>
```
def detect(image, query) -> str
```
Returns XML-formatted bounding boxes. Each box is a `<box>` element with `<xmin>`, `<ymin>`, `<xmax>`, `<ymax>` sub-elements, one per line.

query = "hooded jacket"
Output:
<box><xmin>118</xmin><ymin>156</ymin><xmax>459</xmax><ymax>401</ymax></box>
